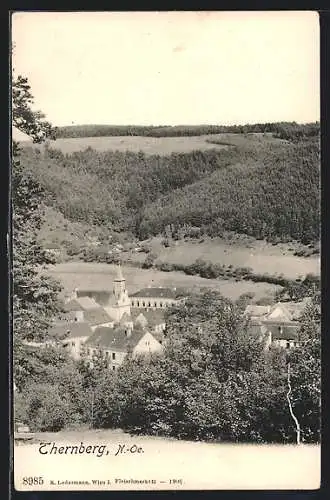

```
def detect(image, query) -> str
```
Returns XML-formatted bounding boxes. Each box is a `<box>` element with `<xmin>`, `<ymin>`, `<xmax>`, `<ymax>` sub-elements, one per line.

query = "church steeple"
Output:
<box><xmin>105</xmin><ymin>264</ymin><xmax>131</xmax><ymax>322</ymax></box>
<box><xmin>113</xmin><ymin>264</ymin><xmax>126</xmax><ymax>300</ymax></box>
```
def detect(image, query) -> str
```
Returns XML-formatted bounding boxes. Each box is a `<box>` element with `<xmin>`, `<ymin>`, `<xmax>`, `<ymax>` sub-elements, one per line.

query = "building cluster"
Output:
<box><xmin>23</xmin><ymin>265</ymin><xmax>311</xmax><ymax>371</ymax></box>
<box><xmin>50</xmin><ymin>266</ymin><xmax>184</xmax><ymax>370</ymax></box>
<box><xmin>244</xmin><ymin>299</ymin><xmax>310</xmax><ymax>349</ymax></box>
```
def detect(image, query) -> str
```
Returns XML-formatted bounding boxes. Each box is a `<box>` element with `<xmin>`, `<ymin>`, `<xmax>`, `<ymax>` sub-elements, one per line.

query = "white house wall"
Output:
<box><xmin>133</xmin><ymin>332</ymin><xmax>163</xmax><ymax>357</ymax></box>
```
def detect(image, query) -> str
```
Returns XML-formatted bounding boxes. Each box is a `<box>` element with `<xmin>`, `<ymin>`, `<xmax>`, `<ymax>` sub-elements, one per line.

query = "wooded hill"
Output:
<box><xmin>55</xmin><ymin>122</ymin><xmax>319</xmax><ymax>141</ymax></box>
<box><xmin>19</xmin><ymin>127</ymin><xmax>320</xmax><ymax>246</ymax></box>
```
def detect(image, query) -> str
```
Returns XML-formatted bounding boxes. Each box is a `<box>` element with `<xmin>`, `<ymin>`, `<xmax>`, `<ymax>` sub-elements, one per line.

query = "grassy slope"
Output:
<box><xmin>48</xmin><ymin>261</ymin><xmax>280</xmax><ymax>302</ymax></box>
<box><xmin>31</xmin><ymin>132</ymin><xmax>286</xmax><ymax>155</ymax></box>
<box><xmin>126</xmin><ymin>236</ymin><xmax>320</xmax><ymax>279</ymax></box>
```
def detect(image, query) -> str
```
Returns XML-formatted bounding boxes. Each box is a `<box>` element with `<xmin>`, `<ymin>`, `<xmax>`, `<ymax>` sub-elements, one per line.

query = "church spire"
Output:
<box><xmin>113</xmin><ymin>263</ymin><xmax>126</xmax><ymax>300</ymax></box>
<box><xmin>114</xmin><ymin>263</ymin><xmax>124</xmax><ymax>282</ymax></box>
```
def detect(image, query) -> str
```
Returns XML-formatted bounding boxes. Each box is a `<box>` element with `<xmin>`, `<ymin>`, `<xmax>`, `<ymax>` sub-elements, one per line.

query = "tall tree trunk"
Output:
<box><xmin>286</xmin><ymin>362</ymin><xmax>301</xmax><ymax>444</ymax></box>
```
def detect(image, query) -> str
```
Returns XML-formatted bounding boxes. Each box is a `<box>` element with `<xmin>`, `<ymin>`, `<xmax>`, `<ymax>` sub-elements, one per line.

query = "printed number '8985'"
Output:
<box><xmin>22</xmin><ymin>477</ymin><xmax>44</xmax><ymax>486</ymax></box>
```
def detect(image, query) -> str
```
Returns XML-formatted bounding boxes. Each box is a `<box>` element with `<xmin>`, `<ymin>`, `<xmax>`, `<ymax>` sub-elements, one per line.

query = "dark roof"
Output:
<box><xmin>268</xmin><ymin>325</ymin><xmax>300</xmax><ymax>341</ymax></box>
<box><xmin>64</xmin><ymin>299</ymin><xmax>85</xmax><ymax>312</ymax></box>
<box><xmin>247</xmin><ymin>323</ymin><xmax>264</xmax><ymax>337</ymax></box>
<box><xmin>84</xmin><ymin>308</ymin><xmax>113</xmax><ymax>326</ymax></box>
<box><xmin>119</xmin><ymin>312</ymin><xmax>133</xmax><ymax>324</ymax></box>
<box><xmin>77</xmin><ymin>290</ymin><xmax>112</xmax><ymax>307</ymax></box>
<box><xmin>51</xmin><ymin>322</ymin><xmax>93</xmax><ymax>339</ymax></box>
<box><xmin>131</xmin><ymin>308</ymin><xmax>166</xmax><ymax>327</ymax></box>
<box><xmin>131</xmin><ymin>287</ymin><xmax>178</xmax><ymax>299</ymax></box>
<box><xmin>85</xmin><ymin>325</ymin><xmax>145</xmax><ymax>351</ymax></box>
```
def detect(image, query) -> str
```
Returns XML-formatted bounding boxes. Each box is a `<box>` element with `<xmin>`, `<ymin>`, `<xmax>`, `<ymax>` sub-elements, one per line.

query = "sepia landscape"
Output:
<box><xmin>12</xmin><ymin>11</ymin><xmax>320</xmax><ymax>490</ymax></box>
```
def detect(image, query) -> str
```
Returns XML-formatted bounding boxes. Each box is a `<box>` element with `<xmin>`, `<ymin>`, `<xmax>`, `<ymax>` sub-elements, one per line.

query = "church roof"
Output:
<box><xmin>77</xmin><ymin>290</ymin><xmax>112</xmax><ymax>307</ymax></box>
<box><xmin>84</xmin><ymin>308</ymin><xmax>113</xmax><ymax>326</ymax></box>
<box><xmin>76</xmin><ymin>296</ymin><xmax>101</xmax><ymax>310</ymax></box>
<box><xmin>51</xmin><ymin>322</ymin><xmax>93</xmax><ymax>339</ymax></box>
<box><xmin>85</xmin><ymin>325</ymin><xmax>146</xmax><ymax>351</ymax></box>
<box><xmin>65</xmin><ymin>296</ymin><xmax>100</xmax><ymax>311</ymax></box>
<box><xmin>131</xmin><ymin>287</ymin><xmax>178</xmax><ymax>299</ymax></box>
<box><xmin>64</xmin><ymin>299</ymin><xmax>85</xmax><ymax>312</ymax></box>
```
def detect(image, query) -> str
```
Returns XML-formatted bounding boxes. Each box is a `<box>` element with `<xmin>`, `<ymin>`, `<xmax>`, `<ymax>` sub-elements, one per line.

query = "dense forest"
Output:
<box><xmin>21</xmin><ymin>129</ymin><xmax>320</xmax><ymax>245</ymax></box>
<box><xmin>55</xmin><ymin>121</ymin><xmax>319</xmax><ymax>141</ymax></box>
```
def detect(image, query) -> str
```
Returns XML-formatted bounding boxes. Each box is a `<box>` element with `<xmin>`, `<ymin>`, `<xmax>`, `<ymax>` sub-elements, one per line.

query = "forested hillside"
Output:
<box><xmin>20</xmin><ymin>129</ymin><xmax>320</xmax><ymax>246</ymax></box>
<box><xmin>55</xmin><ymin>122</ymin><xmax>319</xmax><ymax>141</ymax></box>
<box><xmin>140</xmin><ymin>140</ymin><xmax>320</xmax><ymax>243</ymax></box>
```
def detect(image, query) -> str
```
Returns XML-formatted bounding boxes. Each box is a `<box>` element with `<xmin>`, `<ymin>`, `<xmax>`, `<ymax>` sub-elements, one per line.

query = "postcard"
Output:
<box><xmin>11</xmin><ymin>11</ymin><xmax>321</xmax><ymax>491</ymax></box>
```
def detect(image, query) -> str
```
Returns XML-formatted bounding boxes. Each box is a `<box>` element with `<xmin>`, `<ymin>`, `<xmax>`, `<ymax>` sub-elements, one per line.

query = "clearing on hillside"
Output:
<box><xmin>22</xmin><ymin>132</ymin><xmax>285</xmax><ymax>155</ymax></box>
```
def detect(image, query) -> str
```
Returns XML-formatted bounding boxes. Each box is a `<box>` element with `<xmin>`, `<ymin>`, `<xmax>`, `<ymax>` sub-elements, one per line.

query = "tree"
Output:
<box><xmin>11</xmin><ymin>68</ymin><xmax>64</xmax><ymax>391</ymax></box>
<box><xmin>286</xmin><ymin>295</ymin><xmax>321</xmax><ymax>443</ymax></box>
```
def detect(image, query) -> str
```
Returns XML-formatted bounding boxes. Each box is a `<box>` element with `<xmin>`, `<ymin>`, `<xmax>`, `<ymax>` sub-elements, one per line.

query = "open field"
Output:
<box><xmin>128</xmin><ymin>237</ymin><xmax>320</xmax><ymax>280</ymax></box>
<box><xmin>33</xmin><ymin>134</ymin><xmax>230</xmax><ymax>155</ymax></box>
<box><xmin>14</xmin><ymin>428</ymin><xmax>320</xmax><ymax>490</ymax></box>
<box><xmin>21</xmin><ymin>132</ymin><xmax>286</xmax><ymax>155</ymax></box>
<box><xmin>47</xmin><ymin>262</ymin><xmax>280</xmax><ymax>301</ymax></box>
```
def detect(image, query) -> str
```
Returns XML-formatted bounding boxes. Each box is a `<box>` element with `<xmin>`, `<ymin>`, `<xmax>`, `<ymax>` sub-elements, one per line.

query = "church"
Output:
<box><xmin>57</xmin><ymin>265</ymin><xmax>184</xmax><ymax>366</ymax></box>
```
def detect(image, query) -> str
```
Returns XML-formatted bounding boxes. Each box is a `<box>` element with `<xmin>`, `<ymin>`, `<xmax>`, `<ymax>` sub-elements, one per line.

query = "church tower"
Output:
<box><xmin>113</xmin><ymin>264</ymin><xmax>126</xmax><ymax>300</ymax></box>
<box><xmin>105</xmin><ymin>264</ymin><xmax>131</xmax><ymax>322</ymax></box>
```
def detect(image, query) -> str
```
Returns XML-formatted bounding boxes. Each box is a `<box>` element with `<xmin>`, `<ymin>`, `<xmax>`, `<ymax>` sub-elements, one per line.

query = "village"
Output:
<box><xmin>22</xmin><ymin>264</ymin><xmax>311</xmax><ymax>372</ymax></box>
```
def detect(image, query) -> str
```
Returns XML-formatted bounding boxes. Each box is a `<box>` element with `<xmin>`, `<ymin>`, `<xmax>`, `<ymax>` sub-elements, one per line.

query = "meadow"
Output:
<box><xmin>47</xmin><ymin>261</ymin><xmax>280</xmax><ymax>301</ymax></box>
<box><xmin>130</xmin><ymin>237</ymin><xmax>320</xmax><ymax>279</ymax></box>
<box><xmin>27</xmin><ymin>132</ymin><xmax>286</xmax><ymax>155</ymax></box>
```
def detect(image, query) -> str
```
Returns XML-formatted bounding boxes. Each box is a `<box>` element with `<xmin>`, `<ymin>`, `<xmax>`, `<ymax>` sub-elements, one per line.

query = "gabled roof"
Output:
<box><xmin>131</xmin><ymin>287</ymin><xmax>178</xmax><ymax>299</ymax></box>
<box><xmin>51</xmin><ymin>322</ymin><xmax>93</xmax><ymax>339</ymax></box>
<box><xmin>75</xmin><ymin>296</ymin><xmax>100</xmax><ymax>310</ymax></box>
<box><xmin>77</xmin><ymin>290</ymin><xmax>112</xmax><ymax>307</ymax></box>
<box><xmin>245</xmin><ymin>300</ymin><xmax>308</xmax><ymax>322</ymax></box>
<box><xmin>85</xmin><ymin>325</ymin><xmax>146</xmax><ymax>351</ymax></box>
<box><xmin>84</xmin><ymin>308</ymin><xmax>113</xmax><ymax>326</ymax></box>
<box><xmin>244</xmin><ymin>305</ymin><xmax>270</xmax><ymax>317</ymax></box>
<box><xmin>64</xmin><ymin>299</ymin><xmax>85</xmax><ymax>312</ymax></box>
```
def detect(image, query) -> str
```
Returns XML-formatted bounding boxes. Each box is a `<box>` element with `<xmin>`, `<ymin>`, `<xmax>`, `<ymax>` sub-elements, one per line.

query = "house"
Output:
<box><xmin>131</xmin><ymin>308</ymin><xmax>166</xmax><ymax>336</ymax></box>
<box><xmin>84</xmin><ymin>324</ymin><xmax>163</xmax><ymax>370</ymax></box>
<box><xmin>44</xmin><ymin>242</ymin><xmax>62</xmax><ymax>260</ymax></box>
<box><xmin>50</xmin><ymin>322</ymin><xmax>93</xmax><ymax>360</ymax></box>
<box><xmin>62</xmin><ymin>295</ymin><xmax>115</xmax><ymax>330</ymax></box>
<box><xmin>244</xmin><ymin>300</ymin><xmax>309</xmax><ymax>349</ymax></box>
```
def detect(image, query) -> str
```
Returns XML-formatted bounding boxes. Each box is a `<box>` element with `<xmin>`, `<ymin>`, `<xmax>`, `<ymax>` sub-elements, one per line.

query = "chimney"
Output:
<box><xmin>75</xmin><ymin>310</ymin><xmax>84</xmax><ymax>323</ymax></box>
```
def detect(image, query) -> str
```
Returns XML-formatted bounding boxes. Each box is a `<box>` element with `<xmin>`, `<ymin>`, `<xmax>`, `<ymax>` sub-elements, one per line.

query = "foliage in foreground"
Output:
<box><xmin>16</xmin><ymin>291</ymin><xmax>320</xmax><ymax>442</ymax></box>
